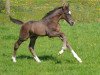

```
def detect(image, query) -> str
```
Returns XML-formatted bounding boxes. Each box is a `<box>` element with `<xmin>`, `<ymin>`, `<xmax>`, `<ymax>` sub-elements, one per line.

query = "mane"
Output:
<box><xmin>42</xmin><ymin>6</ymin><xmax>63</xmax><ymax>19</ymax></box>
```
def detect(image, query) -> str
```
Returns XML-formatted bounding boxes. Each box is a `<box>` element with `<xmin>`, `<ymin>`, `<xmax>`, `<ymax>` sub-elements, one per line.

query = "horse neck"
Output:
<box><xmin>42</xmin><ymin>10</ymin><xmax>63</xmax><ymax>24</ymax></box>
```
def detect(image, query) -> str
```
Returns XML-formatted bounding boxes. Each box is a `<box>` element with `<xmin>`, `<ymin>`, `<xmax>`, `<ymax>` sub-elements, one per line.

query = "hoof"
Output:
<box><xmin>58</xmin><ymin>50</ymin><xmax>64</xmax><ymax>55</ymax></box>
<box><xmin>12</xmin><ymin>56</ymin><xmax>17</xmax><ymax>63</ymax></box>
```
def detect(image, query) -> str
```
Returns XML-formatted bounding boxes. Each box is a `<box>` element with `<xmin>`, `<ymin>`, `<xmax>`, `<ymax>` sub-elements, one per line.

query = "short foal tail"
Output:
<box><xmin>9</xmin><ymin>16</ymin><xmax>24</xmax><ymax>25</ymax></box>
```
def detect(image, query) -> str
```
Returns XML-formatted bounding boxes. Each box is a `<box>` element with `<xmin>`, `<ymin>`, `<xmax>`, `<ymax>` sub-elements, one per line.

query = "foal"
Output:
<box><xmin>10</xmin><ymin>5</ymin><xmax>82</xmax><ymax>63</ymax></box>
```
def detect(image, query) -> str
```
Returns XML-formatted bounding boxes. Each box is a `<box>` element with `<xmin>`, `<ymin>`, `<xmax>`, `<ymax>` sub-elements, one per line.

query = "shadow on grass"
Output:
<box><xmin>2</xmin><ymin>53</ymin><xmax>73</xmax><ymax>64</ymax></box>
<box><xmin>17</xmin><ymin>55</ymin><xmax>62</xmax><ymax>64</ymax></box>
<box><xmin>39</xmin><ymin>55</ymin><xmax>62</xmax><ymax>64</ymax></box>
<box><xmin>17</xmin><ymin>55</ymin><xmax>33</xmax><ymax>59</ymax></box>
<box><xmin>39</xmin><ymin>55</ymin><xmax>74</xmax><ymax>64</ymax></box>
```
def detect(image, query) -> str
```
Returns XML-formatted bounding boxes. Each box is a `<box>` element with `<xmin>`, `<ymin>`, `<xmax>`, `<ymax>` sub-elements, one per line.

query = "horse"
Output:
<box><xmin>10</xmin><ymin>5</ymin><xmax>82</xmax><ymax>63</ymax></box>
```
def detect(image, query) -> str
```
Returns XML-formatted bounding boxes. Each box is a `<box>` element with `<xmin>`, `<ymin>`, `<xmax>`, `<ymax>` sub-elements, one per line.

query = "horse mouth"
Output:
<box><xmin>69</xmin><ymin>21</ymin><xmax>75</xmax><ymax>26</ymax></box>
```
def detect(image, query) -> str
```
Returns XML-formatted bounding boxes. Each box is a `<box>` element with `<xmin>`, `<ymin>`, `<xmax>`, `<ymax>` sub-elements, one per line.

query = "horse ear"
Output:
<box><xmin>62</xmin><ymin>3</ymin><xmax>67</xmax><ymax>10</ymax></box>
<box><xmin>67</xmin><ymin>3</ymin><xmax>69</xmax><ymax>8</ymax></box>
<box><xmin>62</xmin><ymin>2</ymin><xmax>69</xmax><ymax>10</ymax></box>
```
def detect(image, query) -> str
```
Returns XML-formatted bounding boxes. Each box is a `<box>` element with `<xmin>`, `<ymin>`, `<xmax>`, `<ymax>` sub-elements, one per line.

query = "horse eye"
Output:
<box><xmin>65</xmin><ymin>12</ymin><xmax>69</xmax><ymax>15</ymax></box>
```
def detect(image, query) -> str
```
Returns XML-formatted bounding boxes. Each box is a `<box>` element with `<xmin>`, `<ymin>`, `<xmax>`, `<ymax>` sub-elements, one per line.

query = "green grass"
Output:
<box><xmin>0</xmin><ymin>0</ymin><xmax>100</xmax><ymax>75</ymax></box>
<box><xmin>0</xmin><ymin>22</ymin><xmax>100</xmax><ymax>75</ymax></box>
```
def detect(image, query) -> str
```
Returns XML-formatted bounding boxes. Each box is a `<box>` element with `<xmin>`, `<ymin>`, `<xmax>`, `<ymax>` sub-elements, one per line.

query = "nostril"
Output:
<box><xmin>72</xmin><ymin>21</ymin><xmax>75</xmax><ymax>25</ymax></box>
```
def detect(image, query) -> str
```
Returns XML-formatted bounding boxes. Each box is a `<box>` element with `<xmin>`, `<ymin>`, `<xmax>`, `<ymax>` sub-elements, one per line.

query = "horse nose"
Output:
<box><xmin>72</xmin><ymin>21</ymin><xmax>75</xmax><ymax>24</ymax></box>
<box><xmin>71</xmin><ymin>21</ymin><xmax>75</xmax><ymax>26</ymax></box>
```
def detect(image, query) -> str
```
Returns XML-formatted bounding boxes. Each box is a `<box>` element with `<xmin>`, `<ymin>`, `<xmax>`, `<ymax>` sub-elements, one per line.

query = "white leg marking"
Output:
<box><xmin>71</xmin><ymin>50</ymin><xmax>82</xmax><ymax>63</ymax></box>
<box><xmin>58</xmin><ymin>47</ymin><xmax>66</xmax><ymax>55</ymax></box>
<box><xmin>58</xmin><ymin>50</ymin><xmax>64</xmax><ymax>55</ymax></box>
<box><xmin>34</xmin><ymin>56</ymin><xmax>41</xmax><ymax>63</ymax></box>
<box><xmin>12</xmin><ymin>56</ymin><xmax>16</xmax><ymax>63</ymax></box>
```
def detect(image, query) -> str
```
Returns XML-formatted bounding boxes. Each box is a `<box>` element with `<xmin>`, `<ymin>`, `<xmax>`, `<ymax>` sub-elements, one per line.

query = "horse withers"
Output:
<box><xmin>10</xmin><ymin>5</ymin><xmax>82</xmax><ymax>63</ymax></box>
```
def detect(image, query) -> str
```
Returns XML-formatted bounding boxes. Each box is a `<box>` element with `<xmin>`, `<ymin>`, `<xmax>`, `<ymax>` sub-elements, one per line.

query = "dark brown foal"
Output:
<box><xmin>10</xmin><ymin>5</ymin><xmax>82</xmax><ymax>63</ymax></box>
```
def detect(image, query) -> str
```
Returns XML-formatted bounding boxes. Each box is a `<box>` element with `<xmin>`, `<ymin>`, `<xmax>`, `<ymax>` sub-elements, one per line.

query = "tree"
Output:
<box><xmin>5</xmin><ymin>0</ymin><xmax>10</xmax><ymax>15</ymax></box>
<box><xmin>0</xmin><ymin>0</ymin><xmax>5</xmax><ymax>13</ymax></box>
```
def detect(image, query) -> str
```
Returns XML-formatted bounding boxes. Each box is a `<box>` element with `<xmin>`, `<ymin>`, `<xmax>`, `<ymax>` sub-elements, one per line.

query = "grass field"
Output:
<box><xmin>0</xmin><ymin>22</ymin><xmax>100</xmax><ymax>75</ymax></box>
<box><xmin>0</xmin><ymin>0</ymin><xmax>100</xmax><ymax>75</ymax></box>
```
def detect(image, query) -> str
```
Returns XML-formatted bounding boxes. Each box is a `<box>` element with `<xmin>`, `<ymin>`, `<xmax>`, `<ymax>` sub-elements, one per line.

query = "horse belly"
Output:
<box><xmin>34</xmin><ymin>25</ymin><xmax>46</xmax><ymax>36</ymax></box>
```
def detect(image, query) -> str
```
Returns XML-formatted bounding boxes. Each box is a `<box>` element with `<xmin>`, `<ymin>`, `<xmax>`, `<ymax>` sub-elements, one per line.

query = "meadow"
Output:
<box><xmin>0</xmin><ymin>0</ymin><xmax>100</xmax><ymax>75</ymax></box>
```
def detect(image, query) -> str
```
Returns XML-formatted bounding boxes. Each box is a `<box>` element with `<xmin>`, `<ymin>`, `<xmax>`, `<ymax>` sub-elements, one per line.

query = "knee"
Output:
<box><xmin>60</xmin><ymin>33</ymin><xmax>66</xmax><ymax>38</ymax></box>
<box><xmin>14</xmin><ymin>43</ymin><xmax>19</xmax><ymax>50</ymax></box>
<box><xmin>60</xmin><ymin>35</ymin><xmax>66</xmax><ymax>41</ymax></box>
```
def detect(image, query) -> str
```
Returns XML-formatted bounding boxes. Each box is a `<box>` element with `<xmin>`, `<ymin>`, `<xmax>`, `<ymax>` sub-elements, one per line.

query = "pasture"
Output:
<box><xmin>0</xmin><ymin>0</ymin><xmax>100</xmax><ymax>75</ymax></box>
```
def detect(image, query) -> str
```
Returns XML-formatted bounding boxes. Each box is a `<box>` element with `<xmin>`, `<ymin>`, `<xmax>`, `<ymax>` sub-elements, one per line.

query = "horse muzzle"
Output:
<box><xmin>69</xmin><ymin>21</ymin><xmax>75</xmax><ymax>26</ymax></box>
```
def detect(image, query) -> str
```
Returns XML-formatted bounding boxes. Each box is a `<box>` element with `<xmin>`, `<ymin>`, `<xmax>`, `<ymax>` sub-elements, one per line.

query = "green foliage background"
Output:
<box><xmin>0</xmin><ymin>0</ymin><xmax>5</xmax><ymax>12</ymax></box>
<box><xmin>0</xmin><ymin>0</ymin><xmax>100</xmax><ymax>22</ymax></box>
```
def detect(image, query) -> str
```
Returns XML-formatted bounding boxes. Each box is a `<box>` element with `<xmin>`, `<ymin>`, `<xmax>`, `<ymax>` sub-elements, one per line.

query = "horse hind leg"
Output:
<box><xmin>12</xmin><ymin>37</ymin><xmax>29</xmax><ymax>62</ymax></box>
<box><xmin>12</xmin><ymin>38</ymin><xmax>24</xmax><ymax>62</ymax></box>
<box><xmin>12</xmin><ymin>26</ymin><xmax>30</xmax><ymax>62</ymax></box>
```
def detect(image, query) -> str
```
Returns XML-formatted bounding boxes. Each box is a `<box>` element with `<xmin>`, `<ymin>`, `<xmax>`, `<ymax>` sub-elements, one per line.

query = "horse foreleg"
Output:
<box><xmin>29</xmin><ymin>37</ymin><xmax>41</xmax><ymax>63</ymax></box>
<box><xmin>47</xmin><ymin>32</ymin><xmax>67</xmax><ymax>55</ymax></box>
<box><xmin>66</xmin><ymin>40</ymin><xmax>82</xmax><ymax>63</ymax></box>
<box><xmin>58</xmin><ymin>33</ymin><xmax>67</xmax><ymax>55</ymax></box>
<box><xmin>58</xmin><ymin>33</ymin><xmax>82</xmax><ymax>63</ymax></box>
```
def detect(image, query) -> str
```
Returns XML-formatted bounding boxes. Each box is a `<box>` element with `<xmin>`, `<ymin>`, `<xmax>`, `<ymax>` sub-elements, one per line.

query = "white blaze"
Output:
<box><xmin>69</xmin><ymin>11</ymin><xmax>71</xmax><ymax>14</ymax></box>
